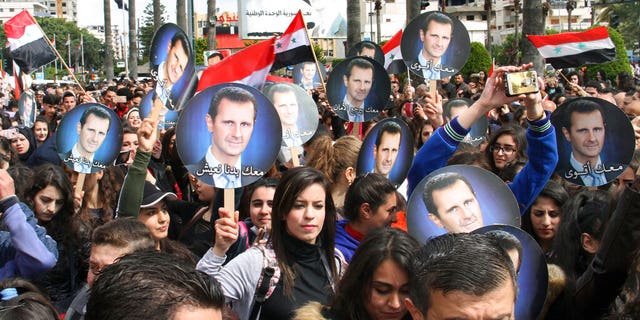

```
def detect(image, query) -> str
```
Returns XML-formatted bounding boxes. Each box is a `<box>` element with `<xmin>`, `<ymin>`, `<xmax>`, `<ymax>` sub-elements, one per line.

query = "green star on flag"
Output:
<box><xmin>276</xmin><ymin>42</ymin><xmax>282</xmax><ymax>49</ymax></box>
<box><xmin>291</xmin><ymin>38</ymin><xmax>297</xmax><ymax>43</ymax></box>
<box><xmin>554</xmin><ymin>47</ymin><xmax>561</xmax><ymax>54</ymax></box>
<box><xmin>577</xmin><ymin>42</ymin><xmax>586</xmax><ymax>49</ymax></box>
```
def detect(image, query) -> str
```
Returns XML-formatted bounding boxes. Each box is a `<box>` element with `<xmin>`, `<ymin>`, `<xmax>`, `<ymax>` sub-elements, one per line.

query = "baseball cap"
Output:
<box><xmin>141</xmin><ymin>182</ymin><xmax>177</xmax><ymax>208</ymax></box>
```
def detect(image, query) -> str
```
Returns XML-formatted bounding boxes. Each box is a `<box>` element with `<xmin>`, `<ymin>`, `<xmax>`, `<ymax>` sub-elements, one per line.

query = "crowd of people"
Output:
<box><xmin>0</xmin><ymin>47</ymin><xmax>638</xmax><ymax>320</ymax></box>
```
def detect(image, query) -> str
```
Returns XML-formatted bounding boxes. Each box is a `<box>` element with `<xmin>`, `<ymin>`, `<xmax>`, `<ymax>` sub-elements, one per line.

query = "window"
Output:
<box><xmin>467</xmin><ymin>15</ymin><xmax>474</xmax><ymax>21</ymax></box>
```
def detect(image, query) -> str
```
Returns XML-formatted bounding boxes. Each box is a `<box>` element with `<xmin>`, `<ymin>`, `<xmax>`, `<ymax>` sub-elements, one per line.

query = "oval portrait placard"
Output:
<box><xmin>57</xmin><ymin>103</ymin><xmax>124</xmax><ymax>174</ymax></box>
<box><xmin>474</xmin><ymin>225</ymin><xmax>549</xmax><ymax>320</ymax></box>
<box><xmin>177</xmin><ymin>83</ymin><xmax>282</xmax><ymax>188</ymax></box>
<box><xmin>326</xmin><ymin>56</ymin><xmax>390</xmax><ymax>123</ymax></box>
<box><xmin>149</xmin><ymin>23</ymin><xmax>197</xmax><ymax>111</ymax></box>
<box><xmin>262</xmin><ymin>83</ymin><xmax>319</xmax><ymax>163</ymax></box>
<box><xmin>356</xmin><ymin>118</ymin><xmax>414</xmax><ymax>187</ymax></box>
<box><xmin>401</xmin><ymin>11</ymin><xmax>471</xmax><ymax>80</ymax></box>
<box><xmin>551</xmin><ymin>97</ymin><xmax>635</xmax><ymax>187</ymax></box>
<box><xmin>407</xmin><ymin>165</ymin><xmax>521</xmax><ymax>243</ymax></box>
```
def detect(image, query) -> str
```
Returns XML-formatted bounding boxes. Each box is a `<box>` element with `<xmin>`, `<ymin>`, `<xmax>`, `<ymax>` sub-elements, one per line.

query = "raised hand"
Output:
<box><xmin>212</xmin><ymin>207</ymin><xmax>239</xmax><ymax>257</ymax></box>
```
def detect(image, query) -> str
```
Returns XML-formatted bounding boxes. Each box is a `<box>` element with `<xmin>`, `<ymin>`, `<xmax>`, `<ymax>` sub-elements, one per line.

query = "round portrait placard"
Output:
<box><xmin>407</xmin><ymin>165</ymin><xmax>521</xmax><ymax>243</ymax></box>
<box><xmin>326</xmin><ymin>56</ymin><xmax>390</xmax><ymax>122</ymax></box>
<box><xmin>262</xmin><ymin>83</ymin><xmax>319</xmax><ymax>163</ymax></box>
<box><xmin>474</xmin><ymin>225</ymin><xmax>549</xmax><ymax>320</ymax></box>
<box><xmin>176</xmin><ymin>83</ymin><xmax>282</xmax><ymax>188</ymax></box>
<box><xmin>551</xmin><ymin>97</ymin><xmax>635</xmax><ymax>187</ymax></box>
<box><xmin>401</xmin><ymin>11</ymin><xmax>471</xmax><ymax>80</ymax></box>
<box><xmin>149</xmin><ymin>23</ymin><xmax>198</xmax><ymax>111</ymax></box>
<box><xmin>356</xmin><ymin>118</ymin><xmax>414</xmax><ymax>187</ymax></box>
<box><xmin>139</xmin><ymin>91</ymin><xmax>178</xmax><ymax>130</ymax></box>
<box><xmin>57</xmin><ymin>103</ymin><xmax>124</xmax><ymax>174</ymax></box>
<box><xmin>292</xmin><ymin>61</ymin><xmax>327</xmax><ymax>91</ymax></box>
<box><xmin>347</xmin><ymin>41</ymin><xmax>385</xmax><ymax>66</ymax></box>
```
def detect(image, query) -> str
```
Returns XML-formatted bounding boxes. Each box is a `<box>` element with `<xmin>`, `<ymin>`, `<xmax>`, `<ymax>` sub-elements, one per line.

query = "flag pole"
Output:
<box><xmin>32</xmin><ymin>20</ymin><xmax>86</xmax><ymax>94</ymax></box>
<box><xmin>53</xmin><ymin>34</ymin><xmax>57</xmax><ymax>83</ymax></box>
<box><xmin>298</xmin><ymin>11</ymin><xmax>327</xmax><ymax>94</ymax></box>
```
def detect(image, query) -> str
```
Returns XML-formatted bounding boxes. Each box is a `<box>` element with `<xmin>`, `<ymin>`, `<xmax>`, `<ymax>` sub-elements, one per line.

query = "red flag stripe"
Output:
<box><xmin>4</xmin><ymin>11</ymin><xmax>36</xmax><ymax>40</ymax></box>
<box><xmin>527</xmin><ymin>26</ymin><xmax>609</xmax><ymax>47</ymax></box>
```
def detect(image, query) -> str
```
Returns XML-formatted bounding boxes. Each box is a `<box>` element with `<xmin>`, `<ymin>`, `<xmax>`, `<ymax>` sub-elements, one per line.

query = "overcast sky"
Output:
<box><xmin>77</xmin><ymin>0</ymin><xmax>212</xmax><ymax>31</ymax></box>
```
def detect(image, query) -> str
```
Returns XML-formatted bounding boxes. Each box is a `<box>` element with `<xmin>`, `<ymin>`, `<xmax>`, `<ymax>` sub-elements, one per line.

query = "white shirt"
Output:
<box><xmin>569</xmin><ymin>153</ymin><xmax>606</xmax><ymax>187</ymax></box>
<box><xmin>204</xmin><ymin>147</ymin><xmax>242</xmax><ymax>188</ymax></box>
<box><xmin>69</xmin><ymin>144</ymin><xmax>95</xmax><ymax>174</ymax></box>
<box><xmin>342</xmin><ymin>95</ymin><xmax>365</xmax><ymax>122</ymax></box>
<box><xmin>418</xmin><ymin>53</ymin><xmax>441</xmax><ymax>80</ymax></box>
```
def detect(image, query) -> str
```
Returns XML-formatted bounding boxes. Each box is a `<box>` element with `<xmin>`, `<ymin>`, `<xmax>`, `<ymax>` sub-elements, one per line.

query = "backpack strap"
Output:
<box><xmin>248</xmin><ymin>245</ymin><xmax>280</xmax><ymax>320</ymax></box>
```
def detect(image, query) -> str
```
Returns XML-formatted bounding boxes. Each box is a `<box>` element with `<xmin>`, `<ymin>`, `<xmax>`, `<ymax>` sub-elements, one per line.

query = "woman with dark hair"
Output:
<box><xmin>10</xmin><ymin>127</ymin><xmax>37</xmax><ymax>164</ymax></box>
<box><xmin>546</xmin><ymin>182</ymin><xmax>640</xmax><ymax>319</ymax></box>
<box><xmin>26</xmin><ymin>164</ymin><xmax>91</xmax><ymax>312</ymax></box>
<box><xmin>0</xmin><ymin>277</ymin><xmax>60</xmax><ymax>320</ymax></box>
<box><xmin>197</xmin><ymin>167</ymin><xmax>341</xmax><ymax>320</ymax></box>
<box><xmin>224</xmin><ymin>177</ymin><xmax>279</xmax><ymax>262</ymax></box>
<box><xmin>295</xmin><ymin>228</ymin><xmax>419</xmax><ymax>320</ymax></box>
<box><xmin>522</xmin><ymin>180</ymin><xmax>569</xmax><ymax>253</ymax></box>
<box><xmin>484</xmin><ymin>124</ymin><xmax>527</xmax><ymax>176</ymax></box>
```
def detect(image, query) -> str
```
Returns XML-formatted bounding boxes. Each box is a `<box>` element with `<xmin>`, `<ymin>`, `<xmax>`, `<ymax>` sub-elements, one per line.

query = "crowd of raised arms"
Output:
<box><xmin>0</xmin><ymin>59</ymin><xmax>638</xmax><ymax>320</ymax></box>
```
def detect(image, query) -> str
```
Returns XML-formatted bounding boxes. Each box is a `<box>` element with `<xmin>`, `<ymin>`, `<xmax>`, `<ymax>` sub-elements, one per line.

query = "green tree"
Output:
<box><xmin>195</xmin><ymin>38</ymin><xmax>207</xmax><ymax>65</ymax></box>
<box><xmin>582</xmin><ymin>26</ymin><xmax>632</xmax><ymax>85</ymax></box>
<box><xmin>597</xmin><ymin>3</ymin><xmax>640</xmax><ymax>53</ymax></box>
<box><xmin>492</xmin><ymin>34</ymin><xmax>520</xmax><ymax>66</ymax></box>
<box><xmin>139</xmin><ymin>2</ymin><xmax>167</xmax><ymax>65</ymax></box>
<box><xmin>0</xmin><ymin>17</ymin><xmax>106</xmax><ymax>81</ymax></box>
<box><xmin>460</xmin><ymin>42</ymin><xmax>492</xmax><ymax>78</ymax></box>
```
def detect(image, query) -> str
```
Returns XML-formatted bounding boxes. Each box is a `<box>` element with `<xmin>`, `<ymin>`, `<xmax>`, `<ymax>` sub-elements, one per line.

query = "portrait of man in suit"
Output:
<box><xmin>154</xmin><ymin>32</ymin><xmax>189</xmax><ymax>109</ymax></box>
<box><xmin>409</xmin><ymin>12</ymin><xmax>456</xmax><ymax>80</ymax></box>
<box><xmin>196</xmin><ymin>86</ymin><xmax>257</xmax><ymax>188</ymax></box>
<box><xmin>64</xmin><ymin>105</ymin><xmax>112</xmax><ymax>173</ymax></box>
<box><xmin>372</xmin><ymin>121</ymin><xmax>402</xmax><ymax>178</ymax></box>
<box><xmin>337</xmin><ymin>58</ymin><xmax>375</xmax><ymax>122</ymax></box>
<box><xmin>560</xmin><ymin>99</ymin><xmax>623</xmax><ymax>186</ymax></box>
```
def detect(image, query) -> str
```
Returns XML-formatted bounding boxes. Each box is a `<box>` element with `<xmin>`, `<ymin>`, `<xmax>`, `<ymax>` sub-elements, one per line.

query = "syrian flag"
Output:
<box><xmin>12</xmin><ymin>61</ymin><xmax>24</xmax><ymax>100</ymax></box>
<box><xmin>382</xmin><ymin>29</ymin><xmax>406</xmax><ymax>74</ymax></box>
<box><xmin>5</xmin><ymin>11</ymin><xmax>56</xmax><ymax>74</ymax></box>
<box><xmin>272</xmin><ymin>10</ymin><xmax>314</xmax><ymax>70</ymax></box>
<box><xmin>526</xmin><ymin>26</ymin><xmax>616</xmax><ymax>69</ymax></box>
<box><xmin>197</xmin><ymin>37</ymin><xmax>275</xmax><ymax>92</ymax></box>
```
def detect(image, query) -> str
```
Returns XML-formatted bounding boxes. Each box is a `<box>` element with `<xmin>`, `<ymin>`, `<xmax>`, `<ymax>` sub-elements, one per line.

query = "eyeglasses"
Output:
<box><xmin>490</xmin><ymin>144</ymin><xmax>517</xmax><ymax>155</ymax></box>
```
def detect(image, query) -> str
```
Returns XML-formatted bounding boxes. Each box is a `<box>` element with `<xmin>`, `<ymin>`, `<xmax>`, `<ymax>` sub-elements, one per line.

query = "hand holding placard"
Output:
<box><xmin>212</xmin><ymin>207</ymin><xmax>239</xmax><ymax>257</ymax></box>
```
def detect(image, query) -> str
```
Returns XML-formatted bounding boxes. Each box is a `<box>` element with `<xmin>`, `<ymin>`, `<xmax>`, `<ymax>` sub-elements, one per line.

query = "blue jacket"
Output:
<box><xmin>408</xmin><ymin>112</ymin><xmax>558</xmax><ymax>215</ymax></box>
<box><xmin>334</xmin><ymin>219</ymin><xmax>359</xmax><ymax>263</ymax></box>
<box><xmin>0</xmin><ymin>201</ymin><xmax>58</xmax><ymax>279</ymax></box>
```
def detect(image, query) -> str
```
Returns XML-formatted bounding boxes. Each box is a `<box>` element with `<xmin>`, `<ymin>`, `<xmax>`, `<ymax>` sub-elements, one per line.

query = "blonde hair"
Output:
<box><xmin>306</xmin><ymin>135</ymin><xmax>361</xmax><ymax>186</ymax></box>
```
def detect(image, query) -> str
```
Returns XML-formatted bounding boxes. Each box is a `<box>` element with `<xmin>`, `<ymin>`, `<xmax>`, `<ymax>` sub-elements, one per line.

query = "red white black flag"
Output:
<box><xmin>526</xmin><ymin>27</ymin><xmax>616</xmax><ymax>69</ymax></box>
<box><xmin>5</xmin><ymin>11</ymin><xmax>56</xmax><ymax>74</ymax></box>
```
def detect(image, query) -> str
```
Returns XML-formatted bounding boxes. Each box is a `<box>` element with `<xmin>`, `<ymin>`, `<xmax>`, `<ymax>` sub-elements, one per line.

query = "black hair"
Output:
<box><xmin>421</xmin><ymin>12</ymin><xmax>454</xmax><ymax>32</ymax></box>
<box><xmin>86</xmin><ymin>250</ymin><xmax>225</xmax><ymax>320</ymax></box>
<box><xmin>343</xmin><ymin>173</ymin><xmax>397</xmax><ymax>221</ymax></box>
<box><xmin>408</xmin><ymin>233</ymin><xmax>517</xmax><ymax>314</ymax></box>
<box><xmin>422</xmin><ymin>172</ymin><xmax>475</xmax><ymax>218</ymax></box>
<box><xmin>375</xmin><ymin>121</ymin><xmax>402</xmax><ymax>147</ymax></box>
<box><xmin>79</xmin><ymin>105</ymin><xmax>112</xmax><ymax>130</ymax></box>
<box><xmin>207</xmin><ymin>86</ymin><xmax>257</xmax><ymax>121</ymax></box>
<box><xmin>522</xmin><ymin>180</ymin><xmax>569</xmax><ymax>246</ymax></box>
<box><xmin>331</xmin><ymin>228</ymin><xmax>419</xmax><ymax>319</ymax></box>
<box><xmin>345</xmin><ymin>58</ymin><xmax>374</xmax><ymax>79</ymax></box>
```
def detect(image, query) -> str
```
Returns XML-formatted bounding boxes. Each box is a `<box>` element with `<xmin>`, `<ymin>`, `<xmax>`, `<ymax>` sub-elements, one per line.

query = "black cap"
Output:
<box><xmin>141</xmin><ymin>182</ymin><xmax>177</xmax><ymax>208</ymax></box>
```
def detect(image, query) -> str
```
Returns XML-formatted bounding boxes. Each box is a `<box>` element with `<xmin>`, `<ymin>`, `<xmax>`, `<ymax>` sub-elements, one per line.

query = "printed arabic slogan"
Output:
<box><xmin>551</xmin><ymin>97</ymin><xmax>635</xmax><ymax>187</ymax></box>
<box><xmin>177</xmin><ymin>83</ymin><xmax>281</xmax><ymax>188</ymax></box>
<box><xmin>57</xmin><ymin>103</ymin><xmax>124</xmax><ymax>174</ymax></box>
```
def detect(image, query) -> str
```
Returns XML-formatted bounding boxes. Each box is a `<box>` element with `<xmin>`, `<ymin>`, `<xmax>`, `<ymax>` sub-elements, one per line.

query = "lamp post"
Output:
<box><xmin>375</xmin><ymin>0</ymin><xmax>382</xmax><ymax>43</ymax></box>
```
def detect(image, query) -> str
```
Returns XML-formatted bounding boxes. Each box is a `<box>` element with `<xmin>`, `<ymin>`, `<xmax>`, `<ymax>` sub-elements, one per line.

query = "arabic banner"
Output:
<box><xmin>239</xmin><ymin>0</ymin><xmax>346</xmax><ymax>39</ymax></box>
